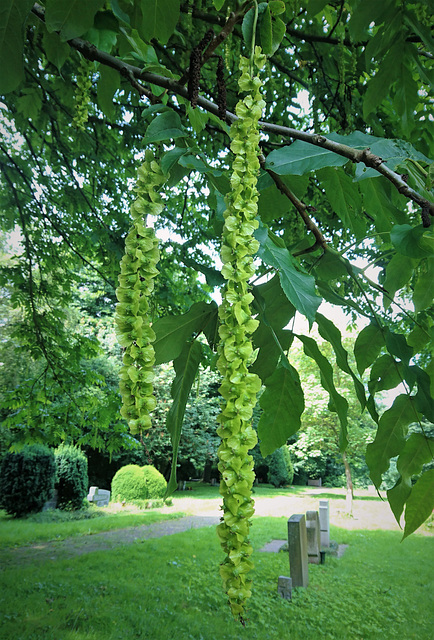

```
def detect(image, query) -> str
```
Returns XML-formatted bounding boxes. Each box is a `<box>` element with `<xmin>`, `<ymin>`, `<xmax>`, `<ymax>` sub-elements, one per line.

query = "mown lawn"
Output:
<box><xmin>1</xmin><ymin>517</ymin><xmax>432</xmax><ymax>640</ymax></box>
<box><xmin>0</xmin><ymin>508</ymin><xmax>184</xmax><ymax>549</ymax></box>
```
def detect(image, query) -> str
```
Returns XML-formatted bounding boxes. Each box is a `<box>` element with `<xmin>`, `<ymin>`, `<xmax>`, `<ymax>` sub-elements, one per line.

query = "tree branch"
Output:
<box><xmin>30</xmin><ymin>3</ymin><xmax>434</xmax><ymax>218</ymax></box>
<box><xmin>259</xmin><ymin>154</ymin><xmax>328</xmax><ymax>252</ymax></box>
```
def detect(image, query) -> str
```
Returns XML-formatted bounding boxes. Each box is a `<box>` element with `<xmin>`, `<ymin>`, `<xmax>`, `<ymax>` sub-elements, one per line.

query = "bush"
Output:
<box><xmin>0</xmin><ymin>445</ymin><xmax>56</xmax><ymax>517</ymax></box>
<box><xmin>141</xmin><ymin>465</ymin><xmax>167</xmax><ymax>498</ymax></box>
<box><xmin>111</xmin><ymin>464</ymin><xmax>149</xmax><ymax>502</ymax></box>
<box><xmin>55</xmin><ymin>445</ymin><xmax>88</xmax><ymax>510</ymax></box>
<box><xmin>267</xmin><ymin>446</ymin><xmax>293</xmax><ymax>487</ymax></box>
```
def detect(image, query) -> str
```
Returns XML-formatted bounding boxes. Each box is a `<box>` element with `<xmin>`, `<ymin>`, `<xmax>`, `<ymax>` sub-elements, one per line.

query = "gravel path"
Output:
<box><xmin>0</xmin><ymin>515</ymin><xmax>219</xmax><ymax>568</ymax></box>
<box><xmin>2</xmin><ymin>487</ymin><xmax>430</xmax><ymax>569</ymax></box>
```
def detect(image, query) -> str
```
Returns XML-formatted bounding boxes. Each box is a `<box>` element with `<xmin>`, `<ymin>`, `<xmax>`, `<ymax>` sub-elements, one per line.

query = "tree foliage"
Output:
<box><xmin>0</xmin><ymin>1</ymin><xmax>433</xmax><ymax>546</ymax></box>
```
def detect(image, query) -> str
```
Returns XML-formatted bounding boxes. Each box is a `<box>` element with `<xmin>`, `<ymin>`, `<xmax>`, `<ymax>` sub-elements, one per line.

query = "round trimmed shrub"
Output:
<box><xmin>141</xmin><ymin>465</ymin><xmax>167</xmax><ymax>499</ymax></box>
<box><xmin>55</xmin><ymin>445</ymin><xmax>88</xmax><ymax>510</ymax></box>
<box><xmin>0</xmin><ymin>445</ymin><xmax>56</xmax><ymax>517</ymax></box>
<box><xmin>111</xmin><ymin>464</ymin><xmax>149</xmax><ymax>502</ymax></box>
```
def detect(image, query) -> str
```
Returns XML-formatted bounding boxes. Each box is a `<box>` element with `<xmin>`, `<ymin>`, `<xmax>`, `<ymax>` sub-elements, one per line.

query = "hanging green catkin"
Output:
<box><xmin>216</xmin><ymin>47</ymin><xmax>266</xmax><ymax>621</ymax></box>
<box><xmin>115</xmin><ymin>151</ymin><xmax>164</xmax><ymax>435</ymax></box>
<box><xmin>73</xmin><ymin>58</ymin><xmax>92</xmax><ymax>130</ymax></box>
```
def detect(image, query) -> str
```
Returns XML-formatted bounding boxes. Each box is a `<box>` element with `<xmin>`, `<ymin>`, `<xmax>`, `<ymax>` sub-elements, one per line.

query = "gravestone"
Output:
<box><xmin>287</xmin><ymin>514</ymin><xmax>309</xmax><ymax>587</ymax></box>
<box><xmin>42</xmin><ymin>489</ymin><xmax>58</xmax><ymax>511</ymax></box>
<box><xmin>305</xmin><ymin>510</ymin><xmax>321</xmax><ymax>564</ymax></box>
<box><xmin>277</xmin><ymin>576</ymin><xmax>292</xmax><ymax>600</ymax></box>
<box><xmin>87</xmin><ymin>487</ymin><xmax>110</xmax><ymax>507</ymax></box>
<box><xmin>319</xmin><ymin>500</ymin><xmax>330</xmax><ymax>548</ymax></box>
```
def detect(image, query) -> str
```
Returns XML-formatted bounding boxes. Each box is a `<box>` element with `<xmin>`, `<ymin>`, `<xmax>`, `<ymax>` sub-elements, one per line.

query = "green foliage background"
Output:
<box><xmin>0</xmin><ymin>0</ymin><xmax>433</xmax><ymax>537</ymax></box>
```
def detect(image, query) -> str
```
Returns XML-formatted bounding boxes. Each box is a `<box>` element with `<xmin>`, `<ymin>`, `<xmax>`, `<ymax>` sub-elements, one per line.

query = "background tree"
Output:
<box><xmin>0</xmin><ymin>0</ymin><xmax>433</xmax><ymax>538</ymax></box>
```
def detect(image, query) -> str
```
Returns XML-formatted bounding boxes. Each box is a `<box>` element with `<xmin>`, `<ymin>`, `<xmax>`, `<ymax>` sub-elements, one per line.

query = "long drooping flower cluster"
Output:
<box><xmin>216</xmin><ymin>48</ymin><xmax>266</xmax><ymax>620</ymax></box>
<box><xmin>73</xmin><ymin>58</ymin><xmax>92</xmax><ymax>131</ymax></box>
<box><xmin>115</xmin><ymin>151</ymin><xmax>164</xmax><ymax>434</ymax></box>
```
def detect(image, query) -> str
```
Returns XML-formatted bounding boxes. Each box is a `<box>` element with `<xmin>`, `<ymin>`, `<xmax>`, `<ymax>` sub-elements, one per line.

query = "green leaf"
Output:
<box><xmin>398</xmin><ymin>433</ymin><xmax>434</xmax><ymax>482</ymax></box>
<box><xmin>402</xmin><ymin>469</ymin><xmax>434</xmax><ymax>540</ymax></box>
<box><xmin>251</xmin><ymin>275</ymin><xmax>295</xmax><ymax>381</ymax></box>
<box><xmin>153</xmin><ymin>302</ymin><xmax>218</xmax><ymax>365</ymax></box>
<box><xmin>366</xmin><ymin>394</ymin><xmax>419</xmax><ymax>489</ymax></box>
<box><xmin>140</xmin><ymin>0</ymin><xmax>180</xmax><ymax>45</ymax></box>
<box><xmin>359</xmin><ymin>178</ymin><xmax>405</xmax><ymax>233</ymax></box>
<box><xmin>383</xmin><ymin>253</ymin><xmax>416</xmax><ymax>309</ymax></box>
<box><xmin>269</xmin><ymin>1</ymin><xmax>286</xmax><ymax>16</ymax></box>
<box><xmin>363</xmin><ymin>45</ymin><xmax>401</xmax><ymax>121</ymax></box>
<box><xmin>259</xmin><ymin>5</ymin><xmax>272</xmax><ymax>55</ymax></box>
<box><xmin>165</xmin><ymin>340</ymin><xmax>203</xmax><ymax>495</ymax></box>
<box><xmin>390</xmin><ymin>224</ymin><xmax>434</xmax><ymax>259</ymax></box>
<box><xmin>265</xmin><ymin>142</ymin><xmax>347</xmax><ymax>175</ymax></box>
<box><xmin>316</xmin><ymin>167</ymin><xmax>365</xmax><ymax>238</ymax></box>
<box><xmin>212</xmin><ymin>0</ymin><xmax>226</xmax><ymax>9</ymax></box>
<box><xmin>42</xmin><ymin>29</ymin><xmax>70</xmax><ymax>71</ymax></box>
<box><xmin>354</xmin><ymin>323</ymin><xmax>386</xmax><ymax>375</ymax></box>
<box><xmin>413</xmin><ymin>366</ymin><xmax>434</xmax><ymax>423</ymax></box>
<box><xmin>316</xmin><ymin>313</ymin><xmax>367</xmax><ymax>410</ymax></box>
<box><xmin>143</xmin><ymin>111</ymin><xmax>187</xmax><ymax>144</ymax></box>
<box><xmin>257</xmin><ymin>364</ymin><xmax>305</xmax><ymax>457</ymax></box>
<box><xmin>45</xmin><ymin>0</ymin><xmax>105</xmax><ymax>41</ymax></box>
<box><xmin>97</xmin><ymin>64</ymin><xmax>120</xmax><ymax>119</ymax></box>
<box><xmin>256</xmin><ymin>225</ymin><xmax>321</xmax><ymax>325</ymax></box>
<box><xmin>296</xmin><ymin>334</ymin><xmax>349</xmax><ymax>450</ymax></box>
<box><xmin>413</xmin><ymin>257</ymin><xmax>434</xmax><ymax>314</ymax></box>
<box><xmin>0</xmin><ymin>0</ymin><xmax>34</xmax><ymax>94</ymax></box>
<box><xmin>368</xmin><ymin>354</ymin><xmax>402</xmax><ymax>395</ymax></box>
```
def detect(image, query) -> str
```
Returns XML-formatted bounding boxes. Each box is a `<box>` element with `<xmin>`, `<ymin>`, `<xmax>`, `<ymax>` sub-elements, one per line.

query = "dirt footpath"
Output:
<box><xmin>1</xmin><ymin>488</ymin><xmax>429</xmax><ymax>569</ymax></box>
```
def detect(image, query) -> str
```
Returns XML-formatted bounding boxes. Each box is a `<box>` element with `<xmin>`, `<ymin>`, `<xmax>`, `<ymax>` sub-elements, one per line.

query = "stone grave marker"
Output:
<box><xmin>305</xmin><ymin>510</ymin><xmax>321</xmax><ymax>564</ymax></box>
<box><xmin>277</xmin><ymin>576</ymin><xmax>292</xmax><ymax>600</ymax></box>
<box><xmin>87</xmin><ymin>487</ymin><xmax>110</xmax><ymax>507</ymax></box>
<box><xmin>319</xmin><ymin>499</ymin><xmax>330</xmax><ymax>548</ymax></box>
<box><xmin>287</xmin><ymin>514</ymin><xmax>309</xmax><ymax>587</ymax></box>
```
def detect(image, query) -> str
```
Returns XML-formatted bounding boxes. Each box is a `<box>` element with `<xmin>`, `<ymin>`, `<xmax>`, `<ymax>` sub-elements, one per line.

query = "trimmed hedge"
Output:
<box><xmin>141</xmin><ymin>465</ymin><xmax>167</xmax><ymax>499</ymax></box>
<box><xmin>111</xmin><ymin>464</ymin><xmax>149</xmax><ymax>502</ymax></box>
<box><xmin>55</xmin><ymin>445</ymin><xmax>88</xmax><ymax>510</ymax></box>
<box><xmin>267</xmin><ymin>446</ymin><xmax>294</xmax><ymax>487</ymax></box>
<box><xmin>0</xmin><ymin>445</ymin><xmax>56</xmax><ymax>517</ymax></box>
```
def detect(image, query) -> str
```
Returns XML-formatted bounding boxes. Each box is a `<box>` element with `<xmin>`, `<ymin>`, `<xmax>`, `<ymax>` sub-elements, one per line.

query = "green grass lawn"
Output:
<box><xmin>0</xmin><ymin>508</ymin><xmax>185</xmax><ymax>549</ymax></box>
<box><xmin>0</xmin><ymin>517</ymin><xmax>432</xmax><ymax>640</ymax></box>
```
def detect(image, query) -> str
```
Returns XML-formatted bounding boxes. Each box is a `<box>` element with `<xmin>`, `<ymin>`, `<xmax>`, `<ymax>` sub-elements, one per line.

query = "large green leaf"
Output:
<box><xmin>251</xmin><ymin>275</ymin><xmax>295</xmax><ymax>381</ymax></box>
<box><xmin>413</xmin><ymin>257</ymin><xmax>434</xmax><ymax>314</ymax></box>
<box><xmin>316</xmin><ymin>167</ymin><xmax>365</xmax><ymax>238</ymax></box>
<box><xmin>402</xmin><ymin>469</ymin><xmax>434</xmax><ymax>540</ymax></box>
<box><xmin>165</xmin><ymin>340</ymin><xmax>203</xmax><ymax>495</ymax></box>
<box><xmin>413</xmin><ymin>366</ymin><xmax>434</xmax><ymax>423</ymax></box>
<box><xmin>316</xmin><ymin>313</ymin><xmax>366</xmax><ymax>410</ymax></box>
<box><xmin>359</xmin><ymin>178</ymin><xmax>406</xmax><ymax>233</ymax></box>
<box><xmin>389</xmin><ymin>433</ymin><xmax>434</xmax><ymax>525</ymax></box>
<box><xmin>97</xmin><ymin>65</ymin><xmax>120</xmax><ymax>120</ymax></box>
<box><xmin>257</xmin><ymin>364</ymin><xmax>304</xmax><ymax>457</ymax></box>
<box><xmin>296</xmin><ymin>334</ymin><xmax>349</xmax><ymax>450</ymax></box>
<box><xmin>368</xmin><ymin>354</ymin><xmax>403</xmax><ymax>395</ymax></box>
<box><xmin>363</xmin><ymin>45</ymin><xmax>401</xmax><ymax>121</ymax></box>
<box><xmin>143</xmin><ymin>111</ymin><xmax>187</xmax><ymax>144</ymax></box>
<box><xmin>140</xmin><ymin>0</ymin><xmax>180</xmax><ymax>44</ymax></box>
<box><xmin>366</xmin><ymin>394</ymin><xmax>419</xmax><ymax>489</ymax></box>
<box><xmin>383</xmin><ymin>254</ymin><xmax>417</xmax><ymax>309</ymax></box>
<box><xmin>45</xmin><ymin>0</ymin><xmax>105</xmax><ymax>41</ymax></box>
<box><xmin>390</xmin><ymin>224</ymin><xmax>434</xmax><ymax>259</ymax></box>
<box><xmin>265</xmin><ymin>142</ymin><xmax>347</xmax><ymax>175</ymax></box>
<box><xmin>354</xmin><ymin>323</ymin><xmax>385</xmax><ymax>375</ymax></box>
<box><xmin>0</xmin><ymin>0</ymin><xmax>34</xmax><ymax>94</ymax></box>
<box><xmin>153</xmin><ymin>301</ymin><xmax>218</xmax><ymax>365</ymax></box>
<box><xmin>256</xmin><ymin>225</ymin><xmax>321</xmax><ymax>325</ymax></box>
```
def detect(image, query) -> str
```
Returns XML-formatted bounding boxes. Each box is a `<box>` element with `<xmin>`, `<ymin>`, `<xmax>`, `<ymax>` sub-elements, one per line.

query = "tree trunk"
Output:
<box><xmin>343</xmin><ymin>451</ymin><xmax>354</xmax><ymax>515</ymax></box>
